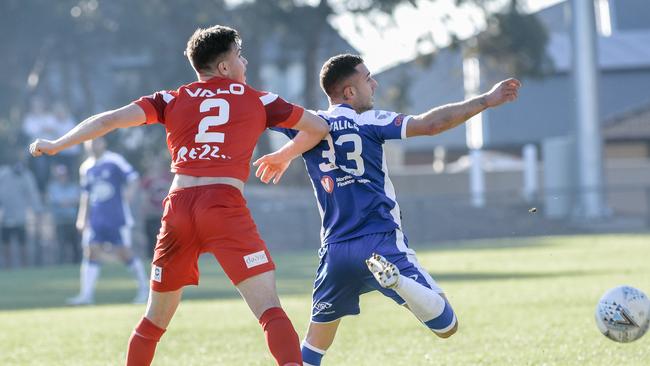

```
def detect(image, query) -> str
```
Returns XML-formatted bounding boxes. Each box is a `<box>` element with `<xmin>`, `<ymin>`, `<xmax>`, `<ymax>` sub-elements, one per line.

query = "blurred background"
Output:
<box><xmin>1</xmin><ymin>0</ymin><xmax>649</xmax><ymax>268</ymax></box>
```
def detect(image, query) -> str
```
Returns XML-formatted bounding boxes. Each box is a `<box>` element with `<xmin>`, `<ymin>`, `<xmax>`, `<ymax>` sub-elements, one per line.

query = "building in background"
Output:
<box><xmin>374</xmin><ymin>0</ymin><xmax>650</xmax><ymax>163</ymax></box>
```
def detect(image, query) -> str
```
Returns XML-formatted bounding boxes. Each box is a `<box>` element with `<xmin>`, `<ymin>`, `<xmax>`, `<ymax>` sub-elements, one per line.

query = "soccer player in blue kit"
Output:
<box><xmin>68</xmin><ymin>137</ymin><xmax>149</xmax><ymax>305</ymax></box>
<box><xmin>254</xmin><ymin>54</ymin><xmax>521</xmax><ymax>365</ymax></box>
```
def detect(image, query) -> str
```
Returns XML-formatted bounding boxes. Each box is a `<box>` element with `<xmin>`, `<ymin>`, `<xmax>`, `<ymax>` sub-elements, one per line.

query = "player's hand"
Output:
<box><xmin>29</xmin><ymin>139</ymin><xmax>60</xmax><ymax>157</ymax></box>
<box><xmin>253</xmin><ymin>153</ymin><xmax>292</xmax><ymax>184</ymax></box>
<box><xmin>483</xmin><ymin>78</ymin><xmax>521</xmax><ymax>107</ymax></box>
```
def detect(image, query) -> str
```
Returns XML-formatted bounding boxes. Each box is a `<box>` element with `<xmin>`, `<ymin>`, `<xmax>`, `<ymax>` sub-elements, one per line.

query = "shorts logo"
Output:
<box><xmin>313</xmin><ymin>302</ymin><xmax>333</xmax><ymax>312</ymax></box>
<box><xmin>321</xmin><ymin>176</ymin><xmax>334</xmax><ymax>193</ymax></box>
<box><xmin>151</xmin><ymin>265</ymin><xmax>163</xmax><ymax>283</ymax></box>
<box><xmin>244</xmin><ymin>250</ymin><xmax>269</xmax><ymax>269</ymax></box>
<box><xmin>409</xmin><ymin>274</ymin><xmax>419</xmax><ymax>281</ymax></box>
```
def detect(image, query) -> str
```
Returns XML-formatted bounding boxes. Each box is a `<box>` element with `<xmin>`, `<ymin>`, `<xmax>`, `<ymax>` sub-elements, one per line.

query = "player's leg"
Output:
<box><xmin>1</xmin><ymin>226</ymin><xmax>11</xmax><ymax>268</ymax></box>
<box><xmin>114</xmin><ymin>226</ymin><xmax>149</xmax><ymax>304</ymax></box>
<box><xmin>365</xmin><ymin>231</ymin><xmax>457</xmax><ymax>338</ymax></box>
<box><xmin>199</xmin><ymin>185</ymin><xmax>301</xmax><ymax>365</ymax></box>
<box><xmin>302</xmin><ymin>319</ymin><xmax>341</xmax><ymax>366</ymax></box>
<box><xmin>236</xmin><ymin>270</ymin><xmax>302</xmax><ymax>366</ymax></box>
<box><xmin>126</xmin><ymin>288</ymin><xmax>182</xmax><ymax>366</ymax></box>
<box><xmin>125</xmin><ymin>186</ymin><xmax>201</xmax><ymax>365</ymax></box>
<box><xmin>299</xmin><ymin>242</ymin><xmax>365</xmax><ymax>365</ymax></box>
<box><xmin>68</xmin><ymin>228</ymin><xmax>102</xmax><ymax>305</ymax></box>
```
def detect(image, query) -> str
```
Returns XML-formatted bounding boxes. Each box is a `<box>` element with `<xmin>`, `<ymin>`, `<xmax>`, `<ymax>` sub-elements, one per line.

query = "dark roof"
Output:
<box><xmin>603</xmin><ymin>101</ymin><xmax>650</xmax><ymax>140</ymax></box>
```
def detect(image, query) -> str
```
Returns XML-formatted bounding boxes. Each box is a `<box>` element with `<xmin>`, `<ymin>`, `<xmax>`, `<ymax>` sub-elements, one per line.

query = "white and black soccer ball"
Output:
<box><xmin>595</xmin><ymin>285</ymin><xmax>650</xmax><ymax>343</ymax></box>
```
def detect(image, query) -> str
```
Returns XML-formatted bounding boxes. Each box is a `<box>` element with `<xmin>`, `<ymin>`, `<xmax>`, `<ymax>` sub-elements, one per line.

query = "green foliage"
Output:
<box><xmin>478</xmin><ymin>0</ymin><xmax>552</xmax><ymax>78</ymax></box>
<box><xmin>1</xmin><ymin>234</ymin><xmax>649</xmax><ymax>365</ymax></box>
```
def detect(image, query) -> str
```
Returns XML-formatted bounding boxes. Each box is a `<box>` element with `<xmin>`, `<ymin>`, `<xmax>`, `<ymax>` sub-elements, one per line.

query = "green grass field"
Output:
<box><xmin>1</xmin><ymin>234</ymin><xmax>649</xmax><ymax>365</ymax></box>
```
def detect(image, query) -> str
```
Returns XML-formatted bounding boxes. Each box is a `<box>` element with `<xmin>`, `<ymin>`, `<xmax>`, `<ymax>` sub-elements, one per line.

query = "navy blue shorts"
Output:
<box><xmin>83</xmin><ymin>225</ymin><xmax>131</xmax><ymax>247</ymax></box>
<box><xmin>311</xmin><ymin>229</ymin><xmax>443</xmax><ymax>323</ymax></box>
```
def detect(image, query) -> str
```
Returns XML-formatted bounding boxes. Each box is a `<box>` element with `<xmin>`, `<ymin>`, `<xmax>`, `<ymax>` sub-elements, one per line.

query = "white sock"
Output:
<box><xmin>80</xmin><ymin>260</ymin><xmax>101</xmax><ymax>299</ymax></box>
<box><xmin>393</xmin><ymin>275</ymin><xmax>445</xmax><ymax>323</ymax></box>
<box><xmin>128</xmin><ymin>258</ymin><xmax>148</xmax><ymax>291</ymax></box>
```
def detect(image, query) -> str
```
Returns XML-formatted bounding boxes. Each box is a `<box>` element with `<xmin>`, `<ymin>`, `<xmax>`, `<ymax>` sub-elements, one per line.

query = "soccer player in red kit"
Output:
<box><xmin>29</xmin><ymin>25</ymin><xmax>329</xmax><ymax>366</ymax></box>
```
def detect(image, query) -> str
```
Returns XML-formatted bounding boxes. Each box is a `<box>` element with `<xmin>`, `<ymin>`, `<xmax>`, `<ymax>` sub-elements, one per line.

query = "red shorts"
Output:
<box><xmin>150</xmin><ymin>184</ymin><xmax>275</xmax><ymax>292</ymax></box>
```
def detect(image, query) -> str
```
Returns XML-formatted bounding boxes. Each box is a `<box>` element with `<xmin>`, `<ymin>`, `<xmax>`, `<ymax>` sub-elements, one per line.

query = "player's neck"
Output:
<box><xmin>330</xmin><ymin>99</ymin><xmax>363</xmax><ymax>114</ymax></box>
<box><xmin>197</xmin><ymin>71</ymin><xmax>223</xmax><ymax>82</ymax></box>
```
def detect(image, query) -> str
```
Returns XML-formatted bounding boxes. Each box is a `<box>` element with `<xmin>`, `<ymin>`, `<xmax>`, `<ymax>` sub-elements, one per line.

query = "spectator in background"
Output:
<box><xmin>47</xmin><ymin>164</ymin><xmax>81</xmax><ymax>264</ymax></box>
<box><xmin>52</xmin><ymin>102</ymin><xmax>82</xmax><ymax>173</ymax></box>
<box><xmin>0</xmin><ymin>150</ymin><xmax>43</xmax><ymax>268</ymax></box>
<box><xmin>140</xmin><ymin>156</ymin><xmax>172</xmax><ymax>258</ymax></box>
<box><xmin>22</xmin><ymin>97</ymin><xmax>58</xmax><ymax>192</ymax></box>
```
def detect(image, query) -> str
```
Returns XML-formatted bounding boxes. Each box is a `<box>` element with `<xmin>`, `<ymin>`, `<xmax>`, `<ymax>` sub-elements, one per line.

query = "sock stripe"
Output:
<box><xmin>424</xmin><ymin>301</ymin><xmax>455</xmax><ymax>332</ymax></box>
<box><xmin>301</xmin><ymin>341</ymin><xmax>325</xmax><ymax>365</ymax></box>
<box><xmin>302</xmin><ymin>341</ymin><xmax>326</xmax><ymax>355</ymax></box>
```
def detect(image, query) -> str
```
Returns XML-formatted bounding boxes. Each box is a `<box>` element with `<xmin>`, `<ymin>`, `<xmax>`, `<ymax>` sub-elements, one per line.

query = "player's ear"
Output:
<box><xmin>217</xmin><ymin>60</ymin><xmax>229</xmax><ymax>76</ymax></box>
<box><xmin>342</xmin><ymin>85</ymin><xmax>355</xmax><ymax>101</ymax></box>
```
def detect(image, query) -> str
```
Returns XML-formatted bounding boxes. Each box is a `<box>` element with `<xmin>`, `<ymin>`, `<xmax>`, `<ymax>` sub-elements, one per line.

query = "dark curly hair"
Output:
<box><xmin>185</xmin><ymin>25</ymin><xmax>240</xmax><ymax>73</ymax></box>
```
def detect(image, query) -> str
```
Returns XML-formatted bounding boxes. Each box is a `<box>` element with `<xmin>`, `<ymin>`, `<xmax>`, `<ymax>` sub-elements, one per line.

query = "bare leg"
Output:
<box><xmin>126</xmin><ymin>289</ymin><xmax>182</xmax><ymax>365</ymax></box>
<box><xmin>236</xmin><ymin>271</ymin><xmax>301</xmax><ymax>366</ymax></box>
<box><xmin>236</xmin><ymin>271</ymin><xmax>282</xmax><ymax>318</ymax></box>
<box><xmin>302</xmin><ymin>319</ymin><xmax>341</xmax><ymax>366</ymax></box>
<box><xmin>144</xmin><ymin>289</ymin><xmax>183</xmax><ymax>329</ymax></box>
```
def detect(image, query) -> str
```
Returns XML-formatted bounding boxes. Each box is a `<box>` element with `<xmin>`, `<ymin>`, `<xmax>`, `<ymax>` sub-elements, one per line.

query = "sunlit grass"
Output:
<box><xmin>1</xmin><ymin>234</ymin><xmax>649</xmax><ymax>365</ymax></box>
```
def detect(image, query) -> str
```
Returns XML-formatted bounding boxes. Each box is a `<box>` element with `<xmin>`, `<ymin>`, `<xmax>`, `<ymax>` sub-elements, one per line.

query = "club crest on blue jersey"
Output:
<box><xmin>320</xmin><ymin>175</ymin><xmax>334</xmax><ymax>193</ymax></box>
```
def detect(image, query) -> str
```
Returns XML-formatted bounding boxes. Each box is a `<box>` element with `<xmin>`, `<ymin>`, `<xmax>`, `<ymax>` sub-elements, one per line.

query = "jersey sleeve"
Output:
<box><xmin>269</xmin><ymin>127</ymin><xmax>299</xmax><ymax>140</ymax></box>
<box><xmin>270</xmin><ymin>109</ymin><xmax>325</xmax><ymax>139</ymax></box>
<box><xmin>133</xmin><ymin>90</ymin><xmax>177</xmax><ymax>125</ymax></box>
<box><xmin>258</xmin><ymin>92</ymin><xmax>305</xmax><ymax>129</ymax></box>
<box><xmin>361</xmin><ymin>110</ymin><xmax>412</xmax><ymax>142</ymax></box>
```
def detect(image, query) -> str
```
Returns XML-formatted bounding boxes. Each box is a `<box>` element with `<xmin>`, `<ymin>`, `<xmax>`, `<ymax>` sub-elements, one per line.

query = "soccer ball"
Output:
<box><xmin>595</xmin><ymin>285</ymin><xmax>650</xmax><ymax>343</ymax></box>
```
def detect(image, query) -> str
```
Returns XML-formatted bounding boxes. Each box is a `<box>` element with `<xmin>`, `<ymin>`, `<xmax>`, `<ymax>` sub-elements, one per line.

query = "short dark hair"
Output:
<box><xmin>320</xmin><ymin>54</ymin><xmax>364</xmax><ymax>98</ymax></box>
<box><xmin>185</xmin><ymin>25</ymin><xmax>240</xmax><ymax>73</ymax></box>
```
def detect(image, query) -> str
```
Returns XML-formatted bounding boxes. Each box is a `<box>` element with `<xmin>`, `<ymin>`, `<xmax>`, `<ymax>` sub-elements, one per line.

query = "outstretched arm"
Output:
<box><xmin>406</xmin><ymin>78</ymin><xmax>521</xmax><ymax>137</ymax></box>
<box><xmin>254</xmin><ymin>112</ymin><xmax>328</xmax><ymax>184</ymax></box>
<box><xmin>29</xmin><ymin>103</ymin><xmax>146</xmax><ymax>157</ymax></box>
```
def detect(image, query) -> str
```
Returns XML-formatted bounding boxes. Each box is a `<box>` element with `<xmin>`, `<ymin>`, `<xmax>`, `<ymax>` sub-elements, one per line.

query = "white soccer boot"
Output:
<box><xmin>365</xmin><ymin>253</ymin><xmax>400</xmax><ymax>289</ymax></box>
<box><xmin>66</xmin><ymin>294</ymin><xmax>94</xmax><ymax>306</ymax></box>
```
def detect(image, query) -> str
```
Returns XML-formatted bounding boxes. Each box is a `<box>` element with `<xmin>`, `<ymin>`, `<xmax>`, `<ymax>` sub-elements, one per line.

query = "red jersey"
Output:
<box><xmin>134</xmin><ymin>77</ymin><xmax>304</xmax><ymax>181</ymax></box>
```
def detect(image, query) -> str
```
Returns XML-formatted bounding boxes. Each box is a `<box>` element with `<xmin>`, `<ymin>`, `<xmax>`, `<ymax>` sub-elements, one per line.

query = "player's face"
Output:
<box><xmin>222</xmin><ymin>43</ymin><xmax>247</xmax><ymax>83</ymax></box>
<box><xmin>350</xmin><ymin>63</ymin><xmax>378</xmax><ymax>112</ymax></box>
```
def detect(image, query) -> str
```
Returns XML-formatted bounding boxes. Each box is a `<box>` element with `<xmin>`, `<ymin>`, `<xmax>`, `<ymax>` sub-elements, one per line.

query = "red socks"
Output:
<box><xmin>125</xmin><ymin>309</ymin><xmax>298</xmax><ymax>365</ymax></box>
<box><xmin>259</xmin><ymin>307</ymin><xmax>302</xmax><ymax>366</ymax></box>
<box><xmin>126</xmin><ymin>317</ymin><xmax>166</xmax><ymax>366</ymax></box>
